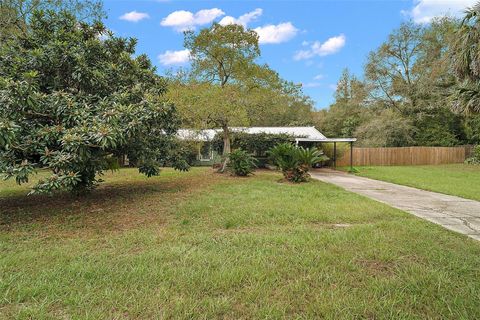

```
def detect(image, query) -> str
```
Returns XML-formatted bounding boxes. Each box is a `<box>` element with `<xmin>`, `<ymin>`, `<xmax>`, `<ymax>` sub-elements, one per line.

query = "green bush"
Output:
<box><xmin>268</xmin><ymin>143</ymin><xmax>328</xmax><ymax>182</ymax></box>
<box><xmin>227</xmin><ymin>149</ymin><xmax>257</xmax><ymax>176</ymax></box>
<box><xmin>177</xmin><ymin>140</ymin><xmax>200</xmax><ymax>165</ymax></box>
<box><xmin>465</xmin><ymin>145</ymin><xmax>480</xmax><ymax>164</ymax></box>
<box><xmin>212</xmin><ymin>132</ymin><xmax>295</xmax><ymax>157</ymax></box>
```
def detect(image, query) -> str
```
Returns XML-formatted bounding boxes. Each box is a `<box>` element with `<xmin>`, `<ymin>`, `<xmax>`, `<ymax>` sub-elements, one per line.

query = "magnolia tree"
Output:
<box><xmin>0</xmin><ymin>11</ymin><xmax>188</xmax><ymax>194</ymax></box>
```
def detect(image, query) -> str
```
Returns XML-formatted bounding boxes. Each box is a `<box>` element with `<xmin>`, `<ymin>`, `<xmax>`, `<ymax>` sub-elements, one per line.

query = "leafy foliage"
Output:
<box><xmin>314</xmin><ymin>18</ymin><xmax>474</xmax><ymax>148</ymax></box>
<box><xmin>354</xmin><ymin>110</ymin><xmax>416</xmax><ymax>147</ymax></box>
<box><xmin>0</xmin><ymin>11</ymin><xmax>187</xmax><ymax>194</ymax></box>
<box><xmin>268</xmin><ymin>143</ymin><xmax>327</xmax><ymax>182</ymax></box>
<box><xmin>0</xmin><ymin>0</ymin><xmax>105</xmax><ymax>41</ymax></box>
<box><xmin>227</xmin><ymin>149</ymin><xmax>257</xmax><ymax>176</ymax></box>
<box><xmin>212</xmin><ymin>132</ymin><xmax>295</xmax><ymax>156</ymax></box>
<box><xmin>465</xmin><ymin>145</ymin><xmax>480</xmax><ymax>164</ymax></box>
<box><xmin>185</xmin><ymin>23</ymin><xmax>260</xmax><ymax>87</ymax></box>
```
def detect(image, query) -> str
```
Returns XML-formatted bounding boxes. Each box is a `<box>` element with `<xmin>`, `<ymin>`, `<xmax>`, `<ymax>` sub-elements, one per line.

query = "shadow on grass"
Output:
<box><xmin>0</xmin><ymin>170</ymin><xmax>219</xmax><ymax>237</ymax></box>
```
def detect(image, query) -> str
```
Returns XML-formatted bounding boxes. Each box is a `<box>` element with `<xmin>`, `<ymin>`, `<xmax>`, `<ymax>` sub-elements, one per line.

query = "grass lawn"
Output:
<box><xmin>1</xmin><ymin>168</ymin><xmax>480</xmax><ymax>319</ymax></box>
<box><xmin>345</xmin><ymin>164</ymin><xmax>480</xmax><ymax>201</ymax></box>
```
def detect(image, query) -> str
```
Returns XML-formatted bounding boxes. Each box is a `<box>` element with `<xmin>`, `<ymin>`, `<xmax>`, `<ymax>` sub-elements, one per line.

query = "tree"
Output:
<box><xmin>335</xmin><ymin>68</ymin><xmax>368</xmax><ymax>106</ymax></box>
<box><xmin>0</xmin><ymin>0</ymin><xmax>104</xmax><ymax>41</ymax></box>
<box><xmin>313</xmin><ymin>68</ymin><xmax>369</xmax><ymax>138</ymax></box>
<box><xmin>168</xmin><ymin>80</ymin><xmax>250</xmax><ymax>144</ymax></box>
<box><xmin>354</xmin><ymin>109</ymin><xmax>416</xmax><ymax>147</ymax></box>
<box><xmin>0</xmin><ymin>11</ymin><xmax>187</xmax><ymax>194</ymax></box>
<box><xmin>173</xmin><ymin>23</ymin><xmax>314</xmax><ymax>169</ymax></box>
<box><xmin>451</xmin><ymin>2</ymin><xmax>480</xmax><ymax>114</ymax></box>
<box><xmin>362</xmin><ymin>18</ymin><xmax>465</xmax><ymax>146</ymax></box>
<box><xmin>241</xmin><ymin>68</ymin><xmax>314</xmax><ymax>126</ymax></box>
<box><xmin>365</xmin><ymin>22</ymin><xmax>423</xmax><ymax>114</ymax></box>
<box><xmin>183</xmin><ymin>23</ymin><xmax>260</xmax><ymax>172</ymax></box>
<box><xmin>185</xmin><ymin>23</ymin><xmax>260</xmax><ymax>87</ymax></box>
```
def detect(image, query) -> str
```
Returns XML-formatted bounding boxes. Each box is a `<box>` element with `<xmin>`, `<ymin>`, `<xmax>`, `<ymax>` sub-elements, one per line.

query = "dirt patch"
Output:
<box><xmin>0</xmin><ymin>169</ymin><xmax>223</xmax><ymax>238</ymax></box>
<box><xmin>356</xmin><ymin>258</ymin><xmax>397</xmax><ymax>277</ymax></box>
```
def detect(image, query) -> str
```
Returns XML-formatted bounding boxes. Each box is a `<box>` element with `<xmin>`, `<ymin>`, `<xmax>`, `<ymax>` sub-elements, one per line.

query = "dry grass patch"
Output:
<box><xmin>0</xmin><ymin>167</ymin><xmax>220</xmax><ymax>238</ymax></box>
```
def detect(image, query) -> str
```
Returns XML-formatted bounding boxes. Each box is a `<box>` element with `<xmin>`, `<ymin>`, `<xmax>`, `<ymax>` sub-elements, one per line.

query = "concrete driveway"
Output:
<box><xmin>310</xmin><ymin>169</ymin><xmax>480</xmax><ymax>241</ymax></box>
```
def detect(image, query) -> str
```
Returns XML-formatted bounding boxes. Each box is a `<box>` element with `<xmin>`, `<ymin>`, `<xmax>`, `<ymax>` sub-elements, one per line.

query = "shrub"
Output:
<box><xmin>268</xmin><ymin>143</ymin><xmax>328</xmax><ymax>182</ymax></box>
<box><xmin>227</xmin><ymin>149</ymin><xmax>257</xmax><ymax>176</ymax></box>
<box><xmin>212</xmin><ymin>132</ymin><xmax>295</xmax><ymax>157</ymax></box>
<box><xmin>177</xmin><ymin>140</ymin><xmax>201</xmax><ymax>165</ymax></box>
<box><xmin>465</xmin><ymin>145</ymin><xmax>480</xmax><ymax>164</ymax></box>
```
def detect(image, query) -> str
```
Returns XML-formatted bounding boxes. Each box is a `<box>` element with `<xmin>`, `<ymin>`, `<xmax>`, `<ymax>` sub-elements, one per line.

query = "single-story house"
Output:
<box><xmin>177</xmin><ymin>127</ymin><xmax>356</xmax><ymax>169</ymax></box>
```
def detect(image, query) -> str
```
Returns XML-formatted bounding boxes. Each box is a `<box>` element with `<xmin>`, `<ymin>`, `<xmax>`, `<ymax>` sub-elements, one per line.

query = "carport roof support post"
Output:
<box><xmin>333</xmin><ymin>142</ymin><xmax>337</xmax><ymax>169</ymax></box>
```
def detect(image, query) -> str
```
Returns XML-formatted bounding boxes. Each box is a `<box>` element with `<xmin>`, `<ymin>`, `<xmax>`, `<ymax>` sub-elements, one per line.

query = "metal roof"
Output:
<box><xmin>177</xmin><ymin>127</ymin><xmax>329</xmax><ymax>141</ymax></box>
<box><xmin>295</xmin><ymin>138</ymin><xmax>357</xmax><ymax>142</ymax></box>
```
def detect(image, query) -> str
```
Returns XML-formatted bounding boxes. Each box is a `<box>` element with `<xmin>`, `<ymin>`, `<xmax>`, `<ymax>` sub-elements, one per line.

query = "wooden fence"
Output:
<box><xmin>336</xmin><ymin>145</ymin><xmax>474</xmax><ymax>167</ymax></box>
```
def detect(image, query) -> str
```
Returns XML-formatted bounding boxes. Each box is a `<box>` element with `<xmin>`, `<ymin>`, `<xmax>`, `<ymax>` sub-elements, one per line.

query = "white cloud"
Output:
<box><xmin>254</xmin><ymin>22</ymin><xmax>298</xmax><ymax>44</ymax></box>
<box><xmin>119</xmin><ymin>11</ymin><xmax>150</xmax><ymax>22</ymax></box>
<box><xmin>313</xmin><ymin>74</ymin><xmax>324</xmax><ymax>80</ymax></box>
<box><xmin>219</xmin><ymin>8</ymin><xmax>263</xmax><ymax>27</ymax></box>
<box><xmin>161</xmin><ymin>8</ymin><xmax>225</xmax><ymax>31</ymax></box>
<box><xmin>313</xmin><ymin>34</ymin><xmax>346</xmax><ymax>56</ymax></box>
<box><xmin>294</xmin><ymin>50</ymin><xmax>314</xmax><ymax>61</ymax></box>
<box><xmin>302</xmin><ymin>82</ymin><xmax>322</xmax><ymax>88</ymax></box>
<box><xmin>403</xmin><ymin>0</ymin><xmax>476</xmax><ymax>24</ymax></box>
<box><xmin>294</xmin><ymin>34</ymin><xmax>346</xmax><ymax>60</ymax></box>
<box><xmin>158</xmin><ymin>49</ymin><xmax>191</xmax><ymax>65</ymax></box>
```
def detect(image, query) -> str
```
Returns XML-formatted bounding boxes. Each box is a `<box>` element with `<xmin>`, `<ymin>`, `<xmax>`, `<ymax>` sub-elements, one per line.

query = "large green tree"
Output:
<box><xmin>361</xmin><ymin>19</ymin><xmax>465</xmax><ymax>146</ymax></box>
<box><xmin>183</xmin><ymin>23</ymin><xmax>259</xmax><ymax>171</ymax></box>
<box><xmin>0</xmin><ymin>11</ymin><xmax>187</xmax><ymax>194</ymax></box>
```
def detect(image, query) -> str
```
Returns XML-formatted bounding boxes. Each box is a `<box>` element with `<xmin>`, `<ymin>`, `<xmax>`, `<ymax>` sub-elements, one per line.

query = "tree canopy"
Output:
<box><xmin>0</xmin><ymin>10</ymin><xmax>187</xmax><ymax>194</ymax></box>
<box><xmin>0</xmin><ymin>0</ymin><xmax>104</xmax><ymax>41</ymax></box>
<box><xmin>185</xmin><ymin>23</ymin><xmax>260</xmax><ymax>87</ymax></box>
<box><xmin>314</xmin><ymin>16</ymin><xmax>473</xmax><ymax>147</ymax></box>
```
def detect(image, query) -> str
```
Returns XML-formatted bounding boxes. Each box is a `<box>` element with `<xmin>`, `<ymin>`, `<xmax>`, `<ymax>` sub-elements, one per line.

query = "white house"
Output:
<box><xmin>177</xmin><ymin>126</ymin><xmax>356</xmax><ymax>169</ymax></box>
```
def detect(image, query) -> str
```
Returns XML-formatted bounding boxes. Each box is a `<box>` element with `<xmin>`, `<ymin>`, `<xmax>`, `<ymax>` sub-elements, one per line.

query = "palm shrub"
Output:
<box><xmin>268</xmin><ymin>143</ymin><xmax>328</xmax><ymax>182</ymax></box>
<box><xmin>227</xmin><ymin>149</ymin><xmax>257</xmax><ymax>176</ymax></box>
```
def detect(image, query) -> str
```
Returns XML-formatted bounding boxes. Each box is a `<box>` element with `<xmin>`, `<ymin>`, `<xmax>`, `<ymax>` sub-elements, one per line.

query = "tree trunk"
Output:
<box><xmin>219</xmin><ymin>125</ymin><xmax>230</xmax><ymax>173</ymax></box>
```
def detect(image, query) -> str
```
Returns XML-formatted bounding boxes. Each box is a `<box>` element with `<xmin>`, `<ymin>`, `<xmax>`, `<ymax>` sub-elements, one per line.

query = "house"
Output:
<box><xmin>177</xmin><ymin>126</ymin><xmax>357</xmax><ymax>169</ymax></box>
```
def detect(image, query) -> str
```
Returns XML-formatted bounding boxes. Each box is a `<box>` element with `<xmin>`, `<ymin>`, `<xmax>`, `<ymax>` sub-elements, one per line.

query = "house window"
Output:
<box><xmin>199</xmin><ymin>143</ymin><xmax>212</xmax><ymax>161</ymax></box>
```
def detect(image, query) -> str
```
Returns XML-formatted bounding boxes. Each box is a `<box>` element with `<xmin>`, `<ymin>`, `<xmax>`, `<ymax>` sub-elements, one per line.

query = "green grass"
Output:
<box><xmin>345</xmin><ymin>164</ymin><xmax>480</xmax><ymax>201</ymax></box>
<box><xmin>1</xmin><ymin>168</ymin><xmax>480</xmax><ymax>319</ymax></box>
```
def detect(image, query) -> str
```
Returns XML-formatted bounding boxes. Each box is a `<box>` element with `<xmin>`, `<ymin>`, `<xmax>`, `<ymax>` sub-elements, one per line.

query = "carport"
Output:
<box><xmin>295</xmin><ymin>138</ymin><xmax>357</xmax><ymax>171</ymax></box>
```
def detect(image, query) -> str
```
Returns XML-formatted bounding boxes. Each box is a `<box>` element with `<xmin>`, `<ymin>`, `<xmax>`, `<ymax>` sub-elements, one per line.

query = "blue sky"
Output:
<box><xmin>103</xmin><ymin>0</ymin><xmax>475</xmax><ymax>109</ymax></box>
